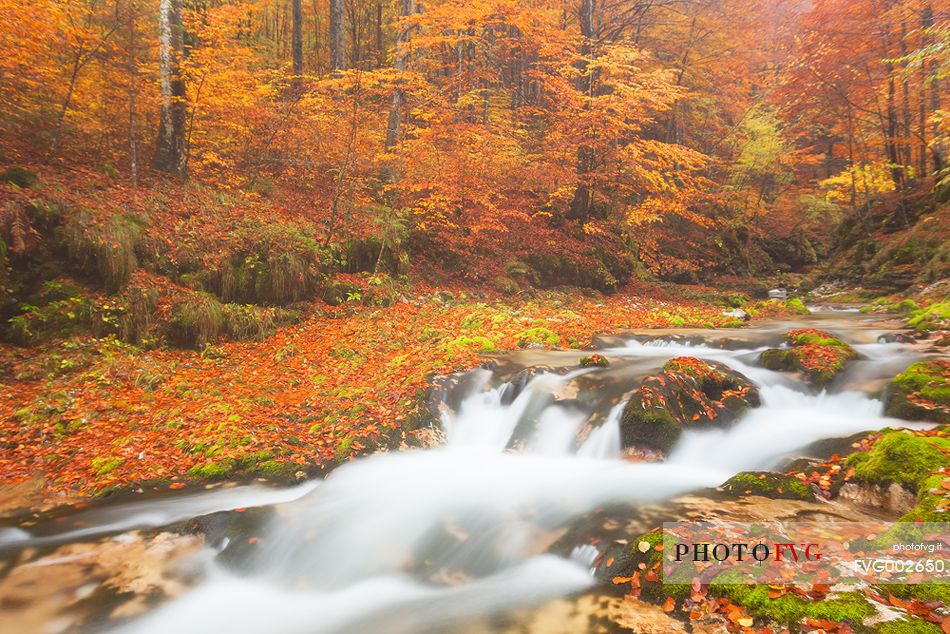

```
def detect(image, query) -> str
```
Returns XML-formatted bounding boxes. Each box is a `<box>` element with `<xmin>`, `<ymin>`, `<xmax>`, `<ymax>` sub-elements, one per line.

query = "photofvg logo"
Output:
<box><xmin>661</xmin><ymin>521</ymin><xmax>949</xmax><ymax>586</ymax></box>
<box><xmin>673</xmin><ymin>541</ymin><xmax>822</xmax><ymax>564</ymax></box>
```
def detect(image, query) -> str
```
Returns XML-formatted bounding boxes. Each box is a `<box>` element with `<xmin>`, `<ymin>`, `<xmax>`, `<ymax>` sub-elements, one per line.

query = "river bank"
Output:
<box><xmin>0</xmin><ymin>282</ymin><xmax>786</xmax><ymax>502</ymax></box>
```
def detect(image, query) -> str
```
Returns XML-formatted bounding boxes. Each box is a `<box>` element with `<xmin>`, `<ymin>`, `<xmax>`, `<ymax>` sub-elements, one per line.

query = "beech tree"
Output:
<box><xmin>154</xmin><ymin>0</ymin><xmax>187</xmax><ymax>178</ymax></box>
<box><xmin>330</xmin><ymin>0</ymin><xmax>346</xmax><ymax>71</ymax></box>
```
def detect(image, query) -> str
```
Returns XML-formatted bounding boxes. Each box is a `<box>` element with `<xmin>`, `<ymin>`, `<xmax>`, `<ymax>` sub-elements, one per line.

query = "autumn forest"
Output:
<box><xmin>1</xmin><ymin>0</ymin><xmax>950</xmax><ymax>632</ymax></box>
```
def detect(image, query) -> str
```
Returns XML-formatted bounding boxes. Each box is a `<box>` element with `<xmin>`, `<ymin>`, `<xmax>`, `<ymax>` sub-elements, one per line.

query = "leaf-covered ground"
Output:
<box><xmin>0</xmin><ymin>283</ymin><xmax>759</xmax><ymax>497</ymax></box>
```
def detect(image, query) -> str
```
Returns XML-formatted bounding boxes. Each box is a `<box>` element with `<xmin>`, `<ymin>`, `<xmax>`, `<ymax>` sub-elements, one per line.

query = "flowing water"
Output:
<box><xmin>0</xmin><ymin>311</ymin><xmax>940</xmax><ymax>633</ymax></box>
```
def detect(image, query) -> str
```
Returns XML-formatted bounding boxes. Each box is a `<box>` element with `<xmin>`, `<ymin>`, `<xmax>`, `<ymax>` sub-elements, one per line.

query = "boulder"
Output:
<box><xmin>620</xmin><ymin>357</ymin><xmax>760</xmax><ymax>454</ymax></box>
<box><xmin>758</xmin><ymin>328</ymin><xmax>858</xmax><ymax>384</ymax></box>
<box><xmin>884</xmin><ymin>360</ymin><xmax>950</xmax><ymax>423</ymax></box>
<box><xmin>719</xmin><ymin>471</ymin><xmax>815</xmax><ymax>501</ymax></box>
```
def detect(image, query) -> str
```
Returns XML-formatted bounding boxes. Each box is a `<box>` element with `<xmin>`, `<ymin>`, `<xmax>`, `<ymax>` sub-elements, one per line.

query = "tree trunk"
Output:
<box><xmin>384</xmin><ymin>0</ymin><xmax>415</xmax><ymax>157</ymax></box>
<box><xmin>899</xmin><ymin>20</ymin><xmax>913</xmax><ymax>178</ymax></box>
<box><xmin>919</xmin><ymin>28</ymin><xmax>929</xmax><ymax>176</ymax></box>
<box><xmin>923</xmin><ymin>5</ymin><xmax>944</xmax><ymax>171</ymax></box>
<box><xmin>375</xmin><ymin>1</ymin><xmax>384</xmax><ymax>67</ymax></box>
<box><xmin>154</xmin><ymin>0</ymin><xmax>187</xmax><ymax>178</ymax></box>
<box><xmin>292</xmin><ymin>0</ymin><xmax>303</xmax><ymax>89</ymax></box>
<box><xmin>330</xmin><ymin>0</ymin><xmax>346</xmax><ymax>71</ymax></box>
<box><xmin>567</xmin><ymin>0</ymin><xmax>596</xmax><ymax>221</ymax></box>
<box><xmin>885</xmin><ymin>58</ymin><xmax>903</xmax><ymax>189</ymax></box>
<box><xmin>128</xmin><ymin>0</ymin><xmax>138</xmax><ymax>187</ymax></box>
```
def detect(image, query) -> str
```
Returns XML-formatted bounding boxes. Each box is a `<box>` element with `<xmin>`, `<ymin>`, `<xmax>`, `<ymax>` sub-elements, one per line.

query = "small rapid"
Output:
<box><xmin>5</xmin><ymin>313</ymin><xmax>929</xmax><ymax>634</ymax></box>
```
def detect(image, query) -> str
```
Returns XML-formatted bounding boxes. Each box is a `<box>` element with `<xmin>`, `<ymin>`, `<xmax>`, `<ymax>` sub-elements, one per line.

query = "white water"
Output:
<box><xmin>0</xmin><ymin>480</ymin><xmax>320</xmax><ymax>550</ymax></box>
<box><xmin>91</xmin><ymin>324</ymin><xmax>923</xmax><ymax>633</ymax></box>
<box><xmin>577</xmin><ymin>402</ymin><xmax>623</xmax><ymax>459</ymax></box>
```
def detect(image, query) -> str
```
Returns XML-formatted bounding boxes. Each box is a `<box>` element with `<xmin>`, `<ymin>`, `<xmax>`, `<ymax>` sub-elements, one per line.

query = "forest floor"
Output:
<box><xmin>5</xmin><ymin>156</ymin><xmax>944</xmax><ymax>505</ymax></box>
<box><xmin>0</xmin><ymin>278</ymin><xmax>790</xmax><ymax>501</ymax></box>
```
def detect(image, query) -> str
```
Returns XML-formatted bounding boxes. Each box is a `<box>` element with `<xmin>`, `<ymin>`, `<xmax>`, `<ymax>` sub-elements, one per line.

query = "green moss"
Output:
<box><xmin>886</xmin><ymin>361</ymin><xmax>950</xmax><ymax>423</ymax></box>
<box><xmin>720</xmin><ymin>471</ymin><xmax>814</xmax><ymax>500</ymax></box>
<box><xmin>885</xmin><ymin>583</ymin><xmax>950</xmax><ymax>605</ymax></box>
<box><xmin>891</xmin><ymin>299</ymin><xmax>922</xmax><ymax>314</ymax></box>
<box><xmin>907</xmin><ymin>300</ymin><xmax>950</xmax><ymax>332</ymax></box>
<box><xmin>187</xmin><ymin>459</ymin><xmax>236</xmax><ymax>479</ymax></box>
<box><xmin>335</xmin><ymin>435</ymin><xmax>354</xmax><ymax>463</ymax></box>
<box><xmin>620</xmin><ymin>403</ymin><xmax>681</xmax><ymax>453</ymax></box>
<box><xmin>760</xmin><ymin>330</ymin><xmax>857</xmax><ymax>384</ymax></box>
<box><xmin>713</xmin><ymin>584</ymin><xmax>873</xmax><ymax>624</ymax></box>
<box><xmin>629</xmin><ymin>529</ymin><xmax>689</xmax><ymax>600</ymax></box>
<box><xmin>785</xmin><ymin>330</ymin><xmax>850</xmax><ymax>348</ymax></box>
<box><xmin>172</xmin><ymin>218</ymin><xmax>332</xmax><ymax>306</ymax></box>
<box><xmin>759</xmin><ymin>348</ymin><xmax>795</xmax><ymax>371</ymax></box>
<box><xmin>668</xmin><ymin>315</ymin><xmax>686</xmax><ymax>327</ymax></box>
<box><xmin>515</xmin><ymin>327</ymin><xmax>560</xmax><ymax>348</ymax></box>
<box><xmin>898</xmin><ymin>473</ymin><xmax>950</xmax><ymax>522</ymax></box>
<box><xmin>785</xmin><ymin>297</ymin><xmax>809</xmax><ymax>314</ymax></box>
<box><xmin>845</xmin><ymin>432</ymin><xmax>950</xmax><ymax>492</ymax></box>
<box><xmin>90</xmin><ymin>456</ymin><xmax>124</xmax><ymax>477</ymax></box>
<box><xmin>621</xmin><ymin>358</ymin><xmax>759</xmax><ymax>453</ymax></box>
<box><xmin>446</xmin><ymin>336</ymin><xmax>498</xmax><ymax>353</ymax></box>
<box><xmin>254</xmin><ymin>460</ymin><xmax>295</xmax><ymax>478</ymax></box>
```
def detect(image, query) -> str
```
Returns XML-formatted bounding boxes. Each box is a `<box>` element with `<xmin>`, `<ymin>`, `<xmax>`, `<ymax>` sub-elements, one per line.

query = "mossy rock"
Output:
<box><xmin>446</xmin><ymin>335</ymin><xmax>497</xmax><ymax>353</ymax></box>
<box><xmin>759</xmin><ymin>348</ymin><xmax>795</xmax><ymax>371</ymax></box>
<box><xmin>898</xmin><ymin>473</ymin><xmax>950</xmax><ymax>523</ymax></box>
<box><xmin>785</xmin><ymin>297</ymin><xmax>809</xmax><ymax>314</ymax></box>
<box><xmin>187</xmin><ymin>459</ymin><xmax>236</xmax><ymax>480</ymax></box>
<box><xmin>491</xmin><ymin>275</ymin><xmax>520</xmax><ymax>296</ymax></box>
<box><xmin>720</xmin><ymin>471</ymin><xmax>815</xmax><ymax>501</ymax></box>
<box><xmin>906</xmin><ymin>300</ymin><xmax>950</xmax><ymax>332</ymax></box>
<box><xmin>759</xmin><ymin>329</ymin><xmax>857</xmax><ymax>384</ymax></box>
<box><xmin>845</xmin><ymin>431</ymin><xmax>950</xmax><ymax>492</ymax></box>
<box><xmin>885</xmin><ymin>361</ymin><xmax>950</xmax><ymax>424</ymax></box>
<box><xmin>253</xmin><ymin>459</ymin><xmax>297</xmax><ymax>479</ymax></box>
<box><xmin>579</xmin><ymin>354</ymin><xmax>609</xmax><ymax>368</ymax></box>
<box><xmin>515</xmin><ymin>327</ymin><xmax>560</xmax><ymax>348</ymax></box>
<box><xmin>842</xmin><ymin>429</ymin><xmax>950</xmax><ymax>523</ymax></box>
<box><xmin>620</xmin><ymin>357</ymin><xmax>760</xmax><ymax>454</ymax></box>
<box><xmin>2</xmin><ymin>166</ymin><xmax>37</xmax><ymax>188</ymax></box>
<box><xmin>583</xmin><ymin>526</ymin><xmax>688</xmax><ymax>600</ymax></box>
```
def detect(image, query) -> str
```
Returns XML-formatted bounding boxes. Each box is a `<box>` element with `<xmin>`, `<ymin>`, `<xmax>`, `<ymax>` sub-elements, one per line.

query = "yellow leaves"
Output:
<box><xmin>582</xmin><ymin>222</ymin><xmax>608</xmax><ymax>237</ymax></box>
<box><xmin>625</xmin><ymin>200</ymin><xmax>664</xmax><ymax>227</ymax></box>
<box><xmin>819</xmin><ymin>162</ymin><xmax>897</xmax><ymax>203</ymax></box>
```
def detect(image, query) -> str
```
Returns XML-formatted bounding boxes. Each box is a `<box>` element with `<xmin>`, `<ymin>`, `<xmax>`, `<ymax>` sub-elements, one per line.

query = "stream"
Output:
<box><xmin>0</xmin><ymin>311</ymin><xmax>940</xmax><ymax>633</ymax></box>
